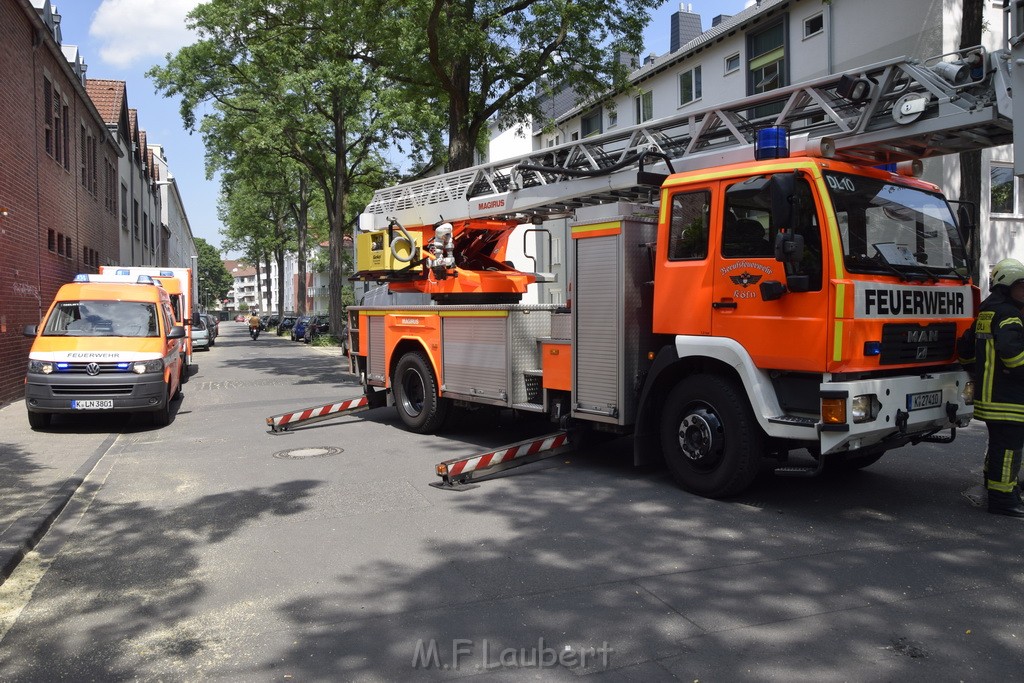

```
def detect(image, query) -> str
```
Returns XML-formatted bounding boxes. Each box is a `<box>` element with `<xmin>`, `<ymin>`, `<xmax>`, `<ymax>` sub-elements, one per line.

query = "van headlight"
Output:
<box><xmin>132</xmin><ymin>359</ymin><xmax>164</xmax><ymax>374</ymax></box>
<box><xmin>28</xmin><ymin>360</ymin><xmax>54</xmax><ymax>374</ymax></box>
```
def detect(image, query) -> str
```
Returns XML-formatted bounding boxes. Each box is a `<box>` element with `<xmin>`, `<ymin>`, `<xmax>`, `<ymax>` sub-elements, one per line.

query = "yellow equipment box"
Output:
<box><xmin>356</xmin><ymin>230</ymin><xmax>422</xmax><ymax>272</ymax></box>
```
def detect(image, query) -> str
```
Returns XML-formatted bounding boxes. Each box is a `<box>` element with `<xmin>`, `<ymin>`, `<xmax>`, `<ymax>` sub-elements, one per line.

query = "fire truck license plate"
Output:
<box><xmin>72</xmin><ymin>400</ymin><xmax>113</xmax><ymax>410</ymax></box>
<box><xmin>906</xmin><ymin>391</ymin><xmax>942</xmax><ymax>411</ymax></box>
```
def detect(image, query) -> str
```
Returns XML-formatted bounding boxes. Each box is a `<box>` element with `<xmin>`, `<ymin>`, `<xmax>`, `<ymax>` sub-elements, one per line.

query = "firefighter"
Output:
<box><xmin>958</xmin><ymin>258</ymin><xmax>1024</xmax><ymax>517</ymax></box>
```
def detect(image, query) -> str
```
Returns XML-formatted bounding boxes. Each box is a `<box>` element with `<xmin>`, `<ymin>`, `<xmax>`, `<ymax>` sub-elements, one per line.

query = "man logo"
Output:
<box><xmin>86</xmin><ymin>363</ymin><xmax>101</xmax><ymax>376</ymax></box>
<box><xmin>906</xmin><ymin>329</ymin><xmax>938</xmax><ymax>343</ymax></box>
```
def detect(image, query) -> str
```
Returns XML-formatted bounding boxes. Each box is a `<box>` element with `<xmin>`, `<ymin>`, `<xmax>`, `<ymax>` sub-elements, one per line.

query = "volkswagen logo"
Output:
<box><xmin>85</xmin><ymin>363</ymin><xmax>101</xmax><ymax>376</ymax></box>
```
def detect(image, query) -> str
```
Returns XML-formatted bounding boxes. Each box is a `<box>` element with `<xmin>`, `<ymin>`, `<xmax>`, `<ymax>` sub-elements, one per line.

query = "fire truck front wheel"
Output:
<box><xmin>660</xmin><ymin>375</ymin><xmax>761</xmax><ymax>498</ymax></box>
<box><xmin>393</xmin><ymin>351</ymin><xmax>449</xmax><ymax>433</ymax></box>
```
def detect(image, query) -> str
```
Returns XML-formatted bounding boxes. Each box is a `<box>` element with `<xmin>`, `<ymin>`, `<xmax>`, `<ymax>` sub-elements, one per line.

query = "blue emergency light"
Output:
<box><xmin>754</xmin><ymin>126</ymin><xmax>789</xmax><ymax>160</ymax></box>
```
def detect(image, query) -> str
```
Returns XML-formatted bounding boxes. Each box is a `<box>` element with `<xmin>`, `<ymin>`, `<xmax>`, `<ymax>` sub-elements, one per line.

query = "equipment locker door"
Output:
<box><xmin>711</xmin><ymin>173</ymin><xmax>830</xmax><ymax>372</ymax></box>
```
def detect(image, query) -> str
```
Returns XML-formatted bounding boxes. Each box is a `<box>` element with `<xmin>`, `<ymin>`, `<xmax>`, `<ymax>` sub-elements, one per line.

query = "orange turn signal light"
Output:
<box><xmin>820</xmin><ymin>398</ymin><xmax>847</xmax><ymax>425</ymax></box>
<box><xmin>436</xmin><ymin>463</ymin><xmax>449</xmax><ymax>477</ymax></box>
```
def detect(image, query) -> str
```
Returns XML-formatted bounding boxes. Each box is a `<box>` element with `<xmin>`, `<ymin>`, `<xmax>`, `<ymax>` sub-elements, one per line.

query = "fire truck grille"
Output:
<box><xmin>878</xmin><ymin>322</ymin><xmax>957</xmax><ymax>365</ymax></box>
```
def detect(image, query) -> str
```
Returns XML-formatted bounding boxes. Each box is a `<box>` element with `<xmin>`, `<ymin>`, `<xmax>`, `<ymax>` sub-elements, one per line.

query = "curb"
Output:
<box><xmin>0</xmin><ymin>432</ymin><xmax>117</xmax><ymax>584</ymax></box>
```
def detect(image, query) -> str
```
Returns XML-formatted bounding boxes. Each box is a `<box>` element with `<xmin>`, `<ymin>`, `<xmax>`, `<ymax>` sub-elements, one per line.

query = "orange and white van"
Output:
<box><xmin>23</xmin><ymin>274</ymin><xmax>187</xmax><ymax>429</ymax></box>
<box><xmin>99</xmin><ymin>266</ymin><xmax>194</xmax><ymax>366</ymax></box>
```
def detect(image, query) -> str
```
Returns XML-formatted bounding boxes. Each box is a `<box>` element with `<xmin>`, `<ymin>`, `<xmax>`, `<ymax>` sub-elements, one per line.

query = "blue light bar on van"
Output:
<box><xmin>115</xmin><ymin>269</ymin><xmax>130</xmax><ymax>275</ymax></box>
<box><xmin>754</xmin><ymin>126</ymin><xmax>789</xmax><ymax>160</ymax></box>
<box><xmin>159</xmin><ymin>270</ymin><xmax>174</xmax><ymax>277</ymax></box>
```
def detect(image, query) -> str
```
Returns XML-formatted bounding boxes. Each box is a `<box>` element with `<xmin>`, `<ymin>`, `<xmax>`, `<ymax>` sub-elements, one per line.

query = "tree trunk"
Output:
<box><xmin>275</xmin><ymin>240</ymin><xmax>285</xmax><ymax>321</ymax></box>
<box><xmin>329</xmin><ymin>93</ymin><xmax>348</xmax><ymax>344</ymax></box>
<box><xmin>264</xmin><ymin>253</ymin><xmax>273</xmax><ymax>312</ymax></box>
<box><xmin>960</xmin><ymin>0</ymin><xmax>984</xmax><ymax>281</ymax></box>
<box><xmin>447</xmin><ymin>57</ymin><xmax>475</xmax><ymax>171</ymax></box>
<box><xmin>296</xmin><ymin>176</ymin><xmax>309</xmax><ymax>316</ymax></box>
<box><xmin>253</xmin><ymin>259</ymin><xmax>263</xmax><ymax>313</ymax></box>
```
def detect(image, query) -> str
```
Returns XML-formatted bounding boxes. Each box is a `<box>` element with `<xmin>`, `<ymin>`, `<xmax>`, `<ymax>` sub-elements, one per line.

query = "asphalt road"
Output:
<box><xmin>0</xmin><ymin>322</ymin><xmax>1022</xmax><ymax>680</ymax></box>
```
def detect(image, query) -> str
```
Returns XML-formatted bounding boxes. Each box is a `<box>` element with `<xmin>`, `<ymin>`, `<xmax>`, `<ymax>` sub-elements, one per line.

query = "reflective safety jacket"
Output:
<box><xmin>958</xmin><ymin>289</ymin><xmax>1024</xmax><ymax>423</ymax></box>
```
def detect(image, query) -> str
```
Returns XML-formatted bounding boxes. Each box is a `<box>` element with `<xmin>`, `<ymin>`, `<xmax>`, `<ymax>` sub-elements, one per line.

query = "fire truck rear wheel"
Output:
<box><xmin>660</xmin><ymin>374</ymin><xmax>761</xmax><ymax>498</ymax></box>
<box><xmin>394</xmin><ymin>351</ymin><xmax>449</xmax><ymax>433</ymax></box>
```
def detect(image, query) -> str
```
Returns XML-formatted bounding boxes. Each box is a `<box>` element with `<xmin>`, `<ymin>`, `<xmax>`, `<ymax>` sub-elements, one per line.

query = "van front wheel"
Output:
<box><xmin>28</xmin><ymin>411</ymin><xmax>51</xmax><ymax>430</ymax></box>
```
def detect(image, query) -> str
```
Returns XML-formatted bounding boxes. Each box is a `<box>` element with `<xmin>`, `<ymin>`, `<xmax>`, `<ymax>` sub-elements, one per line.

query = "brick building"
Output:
<box><xmin>0</xmin><ymin>0</ymin><xmax>122</xmax><ymax>405</ymax></box>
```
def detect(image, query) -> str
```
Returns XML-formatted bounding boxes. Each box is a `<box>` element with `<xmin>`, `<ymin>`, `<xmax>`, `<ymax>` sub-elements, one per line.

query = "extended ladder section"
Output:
<box><xmin>364</xmin><ymin>47</ymin><xmax>1017</xmax><ymax>230</ymax></box>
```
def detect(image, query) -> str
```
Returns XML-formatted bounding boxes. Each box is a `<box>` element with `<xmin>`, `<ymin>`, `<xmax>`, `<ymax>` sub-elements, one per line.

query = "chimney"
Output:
<box><xmin>643</xmin><ymin>53</ymin><xmax>657</xmax><ymax>66</ymax></box>
<box><xmin>712</xmin><ymin>14</ymin><xmax>733</xmax><ymax>28</ymax></box>
<box><xmin>670</xmin><ymin>2</ymin><xmax>702</xmax><ymax>53</ymax></box>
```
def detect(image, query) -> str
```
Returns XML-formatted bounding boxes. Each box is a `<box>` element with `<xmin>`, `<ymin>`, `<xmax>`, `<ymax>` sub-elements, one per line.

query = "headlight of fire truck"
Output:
<box><xmin>132</xmin><ymin>359</ymin><xmax>165</xmax><ymax>374</ymax></box>
<box><xmin>27</xmin><ymin>360</ymin><xmax>53</xmax><ymax>374</ymax></box>
<box><xmin>962</xmin><ymin>380</ymin><xmax>975</xmax><ymax>406</ymax></box>
<box><xmin>821</xmin><ymin>394</ymin><xmax>879</xmax><ymax>426</ymax></box>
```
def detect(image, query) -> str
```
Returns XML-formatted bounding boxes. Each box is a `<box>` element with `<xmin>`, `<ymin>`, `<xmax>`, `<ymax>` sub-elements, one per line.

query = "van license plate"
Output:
<box><xmin>72</xmin><ymin>400</ymin><xmax>113</xmax><ymax>410</ymax></box>
<box><xmin>906</xmin><ymin>391</ymin><xmax>942</xmax><ymax>411</ymax></box>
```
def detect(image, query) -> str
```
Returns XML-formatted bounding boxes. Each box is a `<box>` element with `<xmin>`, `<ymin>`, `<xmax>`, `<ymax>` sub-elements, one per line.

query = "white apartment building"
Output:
<box><xmin>488</xmin><ymin>0</ymin><xmax>1021</xmax><ymax>292</ymax></box>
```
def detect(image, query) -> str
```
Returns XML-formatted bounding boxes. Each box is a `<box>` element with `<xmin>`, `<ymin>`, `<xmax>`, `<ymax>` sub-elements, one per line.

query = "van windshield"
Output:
<box><xmin>43</xmin><ymin>301</ymin><xmax>160</xmax><ymax>337</ymax></box>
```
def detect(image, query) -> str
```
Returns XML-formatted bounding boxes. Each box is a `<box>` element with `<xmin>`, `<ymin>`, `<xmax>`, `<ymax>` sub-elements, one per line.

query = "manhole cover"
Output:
<box><xmin>273</xmin><ymin>446</ymin><xmax>343</xmax><ymax>460</ymax></box>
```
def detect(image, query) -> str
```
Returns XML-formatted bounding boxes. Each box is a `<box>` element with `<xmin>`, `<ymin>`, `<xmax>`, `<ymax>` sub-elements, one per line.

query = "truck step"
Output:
<box><xmin>774</xmin><ymin>461</ymin><xmax>825</xmax><ymax>477</ymax></box>
<box><xmin>767</xmin><ymin>414</ymin><xmax>817</xmax><ymax>427</ymax></box>
<box><xmin>511</xmin><ymin>402</ymin><xmax>546</xmax><ymax>413</ymax></box>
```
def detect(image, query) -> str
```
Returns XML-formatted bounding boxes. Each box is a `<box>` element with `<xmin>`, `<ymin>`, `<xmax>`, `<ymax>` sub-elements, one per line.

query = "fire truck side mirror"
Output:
<box><xmin>768</xmin><ymin>172</ymin><xmax>796</xmax><ymax>231</ymax></box>
<box><xmin>759</xmin><ymin>281</ymin><xmax>787</xmax><ymax>301</ymax></box>
<box><xmin>773</xmin><ymin>231</ymin><xmax>805</xmax><ymax>264</ymax></box>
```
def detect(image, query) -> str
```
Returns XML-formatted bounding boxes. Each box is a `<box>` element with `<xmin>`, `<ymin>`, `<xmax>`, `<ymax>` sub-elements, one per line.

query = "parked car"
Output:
<box><xmin>290</xmin><ymin>315</ymin><xmax>312</xmax><ymax>341</ymax></box>
<box><xmin>302</xmin><ymin>315</ymin><xmax>329</xmax><ymax>344</ymax></box>
<box><xmin>190</xmin><ymin>318</ymin><xmax>211</xmax><ymax>351</ymax></box>
<box><xmin>205</xmin><ymin>314</ymin><xmax>219</xmax><ymax>346</ymax></box>
<box><xmin>278</xmin><ymin>316</ymin><xmax>297</xmax><ymax>335</ymax></box>
<box><xmin>259</xmin><ymin>315</ymin><xmax>269</xmax><ymax>330</ymax></box>
<box><xmin>267</xmin><ymin>315</ymin><xmax>280</xmax><ymax>329</ymax></box>
<box><xmin>234</xmin><ymin>314</ymin><xmax>246</xmax><ymax>323</ymax></box>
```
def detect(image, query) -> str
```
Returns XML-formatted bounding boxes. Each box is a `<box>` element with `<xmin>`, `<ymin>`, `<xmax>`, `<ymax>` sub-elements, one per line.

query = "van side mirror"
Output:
<box><xmin>23</xmin><ymin>324</ymin><xmax>38</xmax><ymax>337</ymax></box>
<box><xmin>168</xmin><ymin>325</ymin><xmax>186</xmax><ymax>339</ymax></box>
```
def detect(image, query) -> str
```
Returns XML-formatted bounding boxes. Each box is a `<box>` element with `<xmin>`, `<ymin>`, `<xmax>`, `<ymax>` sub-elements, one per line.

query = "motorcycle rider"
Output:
<box><xmin>247</xmin><ymin>313</ymin><xmax>261</xmax><ymax>340</ymax></box>
<box><xmin>958</xmin><ymin>258</ymin><xmax>1024</xmax><ymax>517</ymax></box>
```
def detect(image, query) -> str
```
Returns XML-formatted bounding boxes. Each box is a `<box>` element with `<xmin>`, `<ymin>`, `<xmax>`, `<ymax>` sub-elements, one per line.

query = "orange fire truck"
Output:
<box><xmin>270</xmin><ymin>29</ymin><xmax>1024</xmax><ymax>497</ymax></box>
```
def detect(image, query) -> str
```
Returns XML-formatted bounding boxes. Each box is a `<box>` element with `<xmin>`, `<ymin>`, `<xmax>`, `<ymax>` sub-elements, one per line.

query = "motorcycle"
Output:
<box><xmin>249</xmin><ymin>325</ymin><xmax>260</xmax><ymax>340</ymax></box>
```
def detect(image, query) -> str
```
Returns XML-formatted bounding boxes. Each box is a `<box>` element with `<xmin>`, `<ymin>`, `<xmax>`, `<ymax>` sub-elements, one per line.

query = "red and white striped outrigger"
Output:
<box><xmin>266</xmin><ymin>395</ymin><xmax>372</xmax><ymax>433</ymax></box>
<box><xmin>431</xmin><ymin>431</ymin><xmax>572</xmax><ymax>490</ymax></box>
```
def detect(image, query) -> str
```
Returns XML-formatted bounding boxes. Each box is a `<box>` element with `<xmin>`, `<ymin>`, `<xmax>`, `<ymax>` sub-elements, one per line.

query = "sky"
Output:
<box><xmin>55</xmin><ymin>0</ymin><xmax>753</xmax><ymax>256</ymax></box>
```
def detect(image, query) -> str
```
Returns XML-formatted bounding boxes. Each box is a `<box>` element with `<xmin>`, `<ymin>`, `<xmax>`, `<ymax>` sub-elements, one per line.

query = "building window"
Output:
<box><xmin>748</xmin><ymin>19</ymin><xmax>787</xmax><ymax>118</ymax></box>
<box><xmin>991</xmin><ymin>164</ymin><xmax>1017</xmax><ymax>215</ymax></box>
<box><xmin>668</xmin><ymin>190</ymin><xmax>710</xmax><ymax>260</ymax></box>
<box><xmin>679</xmin><ymin>65</ymin><xmax>702</xmax><ymax>106</ymax></box>
<box><xmin>143</xmin><ymin>212</ymin><xmax>149</xmax><ymax>245</ymax></box>
<box><xmin>90</xmin><ymin>136</ymin><xmax>98</xmax><ymax>195</ymax></box>
<box><xmin>804</xmin><ymin>13</ymin><xmax>824</xmax><ymax>38</ymax></box>
<box><xmin>53</xmin><ymin>92</ymin><xmax>63</xmax><ymax>165</ymax></box>
<box><xmin>725</xmin><ymin>53</ymin><xmax>740</xmax><ymax>74</ymax></box>
<box><xmin>581</xmin><ymin>108</ymin><xmax>602</xmax><ymax>137</ymax></box>
<box><xmin>43</xmin><ymin>78</ymin><xmax>53</xmax><ymax>156</ymax></box>
<box><xmin>608</xmin><ymin>110</ymin><xmax>618</xmax><ymax>128</ymax></box>
<box><xmin>634</xmin><ymin>91</ymin><xmax>653</xmax><ymax>124</ymax></box>
<box><xmin>133</xmin><ymin>200</ymin><xmax>140</xmax><ymax>240</ymax></box>
<box><xmin>65</xmin><ymin>236</ymin><xmax>72</xmax><ymax>259</ymax></box>
<box><xmin>80</xmin><ymin>125</ymin><xmax>88</xmax><ymax>186</ymax></box>
<box><xmin>48</xmin><ymin>229</ymin><xmax>56</xmax><ymax>252</ymax></box>
<box><xmin>121</xmin><ymin>185</ymin><xmax>129</xmax><ymax>230</ymax></box>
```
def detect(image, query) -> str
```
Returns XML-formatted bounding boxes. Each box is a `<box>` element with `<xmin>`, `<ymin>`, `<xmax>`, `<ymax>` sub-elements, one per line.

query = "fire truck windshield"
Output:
<box><xmin>823</xmin><ymin>171</ymin><xmax>967</xmax><ymax>280</ymax></box>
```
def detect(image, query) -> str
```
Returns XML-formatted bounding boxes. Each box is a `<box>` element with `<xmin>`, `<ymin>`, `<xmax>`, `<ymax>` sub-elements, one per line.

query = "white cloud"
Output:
<box><xmin>90</xmin><ymin>0</ymin><xmax>202</xmax><ymax>68</ymax></box>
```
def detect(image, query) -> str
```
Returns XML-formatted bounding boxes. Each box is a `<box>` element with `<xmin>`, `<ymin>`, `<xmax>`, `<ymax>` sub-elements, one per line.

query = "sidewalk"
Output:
<box><xmin>0</xmin><ymin>400</ymin><xmax>118</xmax><ymax>582</ymax></box>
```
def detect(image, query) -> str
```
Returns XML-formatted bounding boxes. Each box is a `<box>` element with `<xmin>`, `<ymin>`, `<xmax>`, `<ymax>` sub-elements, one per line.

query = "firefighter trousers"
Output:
<box><xmin>984</xmin><ymin>421</ymin><xmax>1024</xmax><ymax>493</ymax></box>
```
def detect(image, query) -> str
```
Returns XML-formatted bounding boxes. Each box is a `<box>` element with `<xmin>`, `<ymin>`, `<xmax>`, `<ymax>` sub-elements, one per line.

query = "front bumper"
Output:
<box><xmin>818</xmin><ymin>369</ymin><xmax>972</xmax><ymax>455</ymax></box>
<box><xmin>25</xmin><ymin>372</ymin><xmax>168</xmax><ymax>414</ymax></box>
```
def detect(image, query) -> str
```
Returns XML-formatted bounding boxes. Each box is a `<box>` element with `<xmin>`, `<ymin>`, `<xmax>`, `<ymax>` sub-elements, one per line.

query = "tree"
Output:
<box><xmin>194</xmin><ymin>237</ymin><xmax>233</xmax><ymax>309</ymax></box>
<box><xmin>376</xmin><ymin>0</ymin><xmax>662</xmax><ymax>170</ymax></box>
<box><xmin>149</xmin><ymin>0</ymin><xmax>426</xmax><ymax>344</ymax></box>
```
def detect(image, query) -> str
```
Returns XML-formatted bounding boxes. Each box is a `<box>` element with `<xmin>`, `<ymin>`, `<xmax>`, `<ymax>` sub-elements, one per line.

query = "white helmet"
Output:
<box><xmin>990</xmin><ymin>258</ymin><xmax>1024</xmax><ymax>289</ymax></box>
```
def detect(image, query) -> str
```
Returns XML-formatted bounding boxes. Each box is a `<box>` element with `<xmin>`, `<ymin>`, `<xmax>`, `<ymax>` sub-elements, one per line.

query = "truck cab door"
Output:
<box><xmin>711</xmin><ymin>173</ymin><xmax>830</xmax><ymax>372</ymax></box>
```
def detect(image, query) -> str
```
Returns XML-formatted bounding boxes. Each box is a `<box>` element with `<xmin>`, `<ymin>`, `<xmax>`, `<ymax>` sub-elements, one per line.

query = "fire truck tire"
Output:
<box><xmin>394</xmin><ymin>351</ymin><xmax>449</xmax><ymax>433</ymax></box>
<box><xmin>660</xmin><ymin>374</ymin><xmax>761</xmax><ymax>498</ymax></box>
